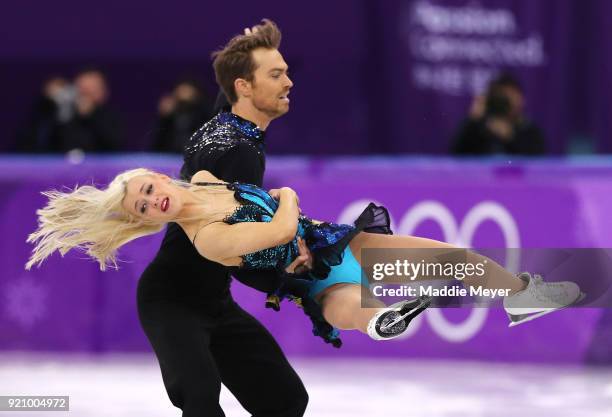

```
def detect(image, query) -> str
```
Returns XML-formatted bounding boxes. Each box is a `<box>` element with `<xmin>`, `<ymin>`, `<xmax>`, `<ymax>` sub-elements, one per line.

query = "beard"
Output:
<box><xmin>252</xmin><ymin>95</ymin><xmax>289</xmax><ymax>119</ymax></box>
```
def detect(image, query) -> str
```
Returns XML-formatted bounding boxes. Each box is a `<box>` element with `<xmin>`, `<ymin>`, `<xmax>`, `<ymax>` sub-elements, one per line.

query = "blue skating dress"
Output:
<box><xmin>195</xmin><ymin>181</ymin><xmax>392</xmax><ymax>347</ymax></box>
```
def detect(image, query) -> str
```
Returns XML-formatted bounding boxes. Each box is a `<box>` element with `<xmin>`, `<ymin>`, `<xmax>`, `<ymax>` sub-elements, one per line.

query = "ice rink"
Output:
<box><xmin>1</xmin><ymin>354</ymin><xmax>611</xmax><ymax>417</ymax></box>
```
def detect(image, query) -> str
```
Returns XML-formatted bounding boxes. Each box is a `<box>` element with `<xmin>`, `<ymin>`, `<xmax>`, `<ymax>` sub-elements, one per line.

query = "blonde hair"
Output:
<box><xmin>26</xmin><ymin>168</ymin><xmax>177</xmax><ymax>271</ymax></box>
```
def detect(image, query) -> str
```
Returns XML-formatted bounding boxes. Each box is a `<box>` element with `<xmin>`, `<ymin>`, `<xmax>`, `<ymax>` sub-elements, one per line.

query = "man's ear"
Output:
<box><xmin>234</xmin><ymin>78</ymin><xmax>252</xmax><ymax>99</ymax></box>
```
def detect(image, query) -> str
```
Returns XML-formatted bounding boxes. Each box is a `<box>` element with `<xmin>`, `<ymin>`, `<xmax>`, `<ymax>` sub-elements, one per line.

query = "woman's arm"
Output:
<box><xmin>193</xmin><ymin>187</ymin><xmax>300</xmax><ymax>263</ymax></box>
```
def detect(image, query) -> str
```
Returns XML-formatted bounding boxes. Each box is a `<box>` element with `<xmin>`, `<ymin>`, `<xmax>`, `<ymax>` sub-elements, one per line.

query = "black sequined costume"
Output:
<box><xmin>182</xmin><ymin>111</ymin><xmax>264</xmax><ymax>178</ymax></box>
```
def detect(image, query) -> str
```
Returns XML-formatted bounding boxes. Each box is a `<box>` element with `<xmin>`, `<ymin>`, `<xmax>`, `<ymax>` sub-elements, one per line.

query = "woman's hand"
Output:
<box><xmin>268</xmin><ymin>188</ymin><xmax>281</xmax><ymax>201</ymax></box>
<box><xmin>285</xmin><ymin>237</ymin><xmax>313</xmax><ymax>275</ymax></box>
<box><xmin>270</xmin><ymin>187</ymin><xmax>300</xmax><ymax>207</ymax></box>
<box><xmin>269</xmin><ymin>187</ymin><xmax>300</xmax><ymax>243</ymax></box>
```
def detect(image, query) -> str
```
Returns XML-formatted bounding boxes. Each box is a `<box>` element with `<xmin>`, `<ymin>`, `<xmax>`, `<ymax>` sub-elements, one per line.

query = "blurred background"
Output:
<box><xmin>1</xmin><ymin>1</ymin><xmax>612</xmax><ymax>416</ymax></box>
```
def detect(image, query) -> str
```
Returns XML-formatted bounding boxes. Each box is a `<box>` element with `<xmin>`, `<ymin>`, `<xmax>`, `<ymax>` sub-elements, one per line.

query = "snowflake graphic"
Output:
<box><xmin>2</xmin><ymin>275</ymin><xmax>48</xmax><ymax>330</ymax></box>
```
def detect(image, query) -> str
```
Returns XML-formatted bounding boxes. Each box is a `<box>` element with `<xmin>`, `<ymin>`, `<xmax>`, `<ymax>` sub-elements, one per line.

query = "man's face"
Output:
<box><xmin>75</xmin><ymin>72</ymin><xmax>108</xmax><ymax>106</ymax></box>
<box><xmin>248</xmin><ymin>48</ymin><xmax>293</xmax><ymax>119</ymax></box>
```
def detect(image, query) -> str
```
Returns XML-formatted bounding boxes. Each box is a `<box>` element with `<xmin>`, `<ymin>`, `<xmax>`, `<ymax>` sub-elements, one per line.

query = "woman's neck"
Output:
<box><xmin>175</xmin><ymin>185</ymin><xmax>236</xmax><ymax>228</ymax></box>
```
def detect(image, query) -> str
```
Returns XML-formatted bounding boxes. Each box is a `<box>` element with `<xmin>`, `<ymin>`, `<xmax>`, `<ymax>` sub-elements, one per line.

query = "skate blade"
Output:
<box><xmin>380</xmin><ymin>297</ymin><xmax>432</xmax><ymax>330</ymax></box>
<box><xmin>508</xmin><ymin>292</ymin><xmax>586</xmax><ymax>328</ymax></box>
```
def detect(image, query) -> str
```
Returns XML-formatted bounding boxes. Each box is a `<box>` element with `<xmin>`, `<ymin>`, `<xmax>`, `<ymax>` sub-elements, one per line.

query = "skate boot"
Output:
<box><xmin>367</xmin><ymin>296</ymin><xmax>432</xmax><ymax>340</ymax></box>
<box><xmin>503</xmin><ymin>272</ymin><xmax>585</xmax><ymax>327</ymax></box>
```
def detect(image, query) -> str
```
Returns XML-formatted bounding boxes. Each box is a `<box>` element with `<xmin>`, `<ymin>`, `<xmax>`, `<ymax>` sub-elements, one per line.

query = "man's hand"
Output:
<box><xmin>469</xmin><ymin>94</ymin><xmax>486</xmax><ymax>119</ymax></box>
<box><xmin>158</xmin><ymin>94</ymin><xmax>176</xmax><ymax>116</ymax></box>
<box><xmin>285</xmin><ymin>237</ymin><xmax>313</xmax><ymax>275</ymax></box>
<box><xmin>243</xmin><ymin>25</ymin><xmax>260</xmax><ymax>36</ymax></box>
<box><xmin>486</xmin><ymin>117</ymin><xmax>514</xmax><ymax>141</ymax></box>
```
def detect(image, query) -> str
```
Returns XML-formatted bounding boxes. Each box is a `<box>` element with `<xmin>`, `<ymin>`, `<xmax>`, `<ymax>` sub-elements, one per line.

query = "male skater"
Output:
<box><xmin>138</xmin><ymin>20</ymin><xmax>308</xmax><ymax>417</ymax></box>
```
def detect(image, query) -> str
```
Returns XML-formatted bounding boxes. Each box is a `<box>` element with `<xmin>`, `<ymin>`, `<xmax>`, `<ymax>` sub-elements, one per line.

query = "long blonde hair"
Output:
<box><xmin>26</xmin><ymin>168</ymin><xmax>186</xmax><ymax>271</ymax></box>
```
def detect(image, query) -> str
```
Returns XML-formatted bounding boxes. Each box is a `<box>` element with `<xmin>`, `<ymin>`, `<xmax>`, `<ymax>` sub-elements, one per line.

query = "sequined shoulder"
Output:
<box><xmin>184</xmin><ymin>112</ymin><xmax>265</xmax><ymax>157</ymax></box>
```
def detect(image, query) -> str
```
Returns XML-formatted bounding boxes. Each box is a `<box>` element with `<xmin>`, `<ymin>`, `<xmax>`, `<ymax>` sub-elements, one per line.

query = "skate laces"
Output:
<box><xmin>529</xmin><ymin>274</ymin><xmax>570</xmax><ymax>303</ymax></box>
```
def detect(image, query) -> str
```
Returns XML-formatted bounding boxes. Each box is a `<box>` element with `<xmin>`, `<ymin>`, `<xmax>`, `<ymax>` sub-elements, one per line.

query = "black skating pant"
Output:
<box><xmin>137</xmin><ymin>289</ymin><xmax>308</xmax><ymax>416</ymax></box>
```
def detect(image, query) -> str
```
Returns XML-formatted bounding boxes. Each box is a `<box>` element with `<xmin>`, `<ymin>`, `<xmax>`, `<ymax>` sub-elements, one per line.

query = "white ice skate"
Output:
<box><xmin>367</xmin><ymin>296</ymin><xmax>432</xmax><ymax>340</ymax></box>
<box><xmin>503</xmin><ymin>272</ymin><xmax>585</xmax><ymax>327</ymax></box>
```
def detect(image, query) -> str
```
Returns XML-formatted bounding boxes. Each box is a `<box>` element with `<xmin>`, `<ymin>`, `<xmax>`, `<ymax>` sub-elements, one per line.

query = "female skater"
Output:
<box><xmin>26</xmin><ymin>168</ymin><xmax>582</xmax><ymax>344</ymax></box>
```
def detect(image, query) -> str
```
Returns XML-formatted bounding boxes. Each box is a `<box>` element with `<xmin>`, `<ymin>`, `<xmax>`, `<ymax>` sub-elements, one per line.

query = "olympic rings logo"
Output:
<box><xmin>337</xmin><ymin>199</ymin><xmax>521</xmax><ymax>343</ymax></box>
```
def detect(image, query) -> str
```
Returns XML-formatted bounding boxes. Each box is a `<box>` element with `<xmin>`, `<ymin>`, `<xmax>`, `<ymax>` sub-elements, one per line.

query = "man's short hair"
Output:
<box><xmin>488</xmin><ymin>72</ymin><xmax>522</xmax><ymax>93</ymax></box>
<box><xmin>212</xmin><ymin>19</ymin><xmax>282</xmax><ymax>104</ymax></box>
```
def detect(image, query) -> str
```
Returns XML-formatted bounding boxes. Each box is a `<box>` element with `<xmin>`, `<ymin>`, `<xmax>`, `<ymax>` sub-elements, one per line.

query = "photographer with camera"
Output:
<box><xmin>451</xmin><ymin>73</ymin><xmax>545</xmax><ymax>155</ymax></box>
<box><xmin>17</xmin><ymin>70</ymin><xmax>121</xmax><ymax>154</ymax></box>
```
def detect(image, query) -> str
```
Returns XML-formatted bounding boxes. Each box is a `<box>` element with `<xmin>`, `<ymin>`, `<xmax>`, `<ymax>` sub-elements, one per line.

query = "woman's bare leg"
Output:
<box><xmin>318</xmin><ymin>284</ymin><xmax>386</xmax><ymax>333</ymax></box>
<box><xmin>318</xmin><ymin>233</ymin><xmax>581</xmax><ymax>335</ymax></box>
<box><xmin>349</xmin><ymin>232</ymin><xmax>527</xmax><ymax>294</ymax></box>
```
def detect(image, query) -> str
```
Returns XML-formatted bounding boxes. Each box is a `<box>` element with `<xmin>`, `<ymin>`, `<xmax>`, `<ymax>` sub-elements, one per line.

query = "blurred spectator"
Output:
<box><xmin>18</xmin><ymin>70</ymin><xmax>121</xmax><ymax>153</ymax></box>
<box><xmin>58</xmin><ymin>69</ymin><xmax>121</xmax><ymax>152</ymax></box>
<box><xmin>451</xmin><ymin>73</ymin><xmax>545</xmax><ymax>155</ymax></box>
<box><xmin>153</xmin><ymin>80</ymin><xmax>213</xmax><ymax>153</ymax></box>
<box><xmin>16</xmin><ymin>77</ymin><xmax>75</xmax><ymax>152</ymax></box>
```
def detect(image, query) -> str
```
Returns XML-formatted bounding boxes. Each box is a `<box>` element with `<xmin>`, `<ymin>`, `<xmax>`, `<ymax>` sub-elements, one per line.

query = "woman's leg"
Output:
<box><xmin>316</xmin><ymin>228</ymin><xmax>524</xmax><ymax>334</ymax></box>
<box><xmin>348</xmin><ymin>232</ymin><xmax>527</xmax><ymax>294</ymax></box>
<box><xmin>319</xmin><ymin>283</ymin><xmax>429</xmax><ymax>338</ymax></box>
<box><xmin>319</xmin><ymin>233</ymin><xmax>581</xmax><ymax>335</ymax></box>
<box><xmin>318</xmin><ymin>283</ymin><xmax>385</xmax><ymax>333</ymax></box>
